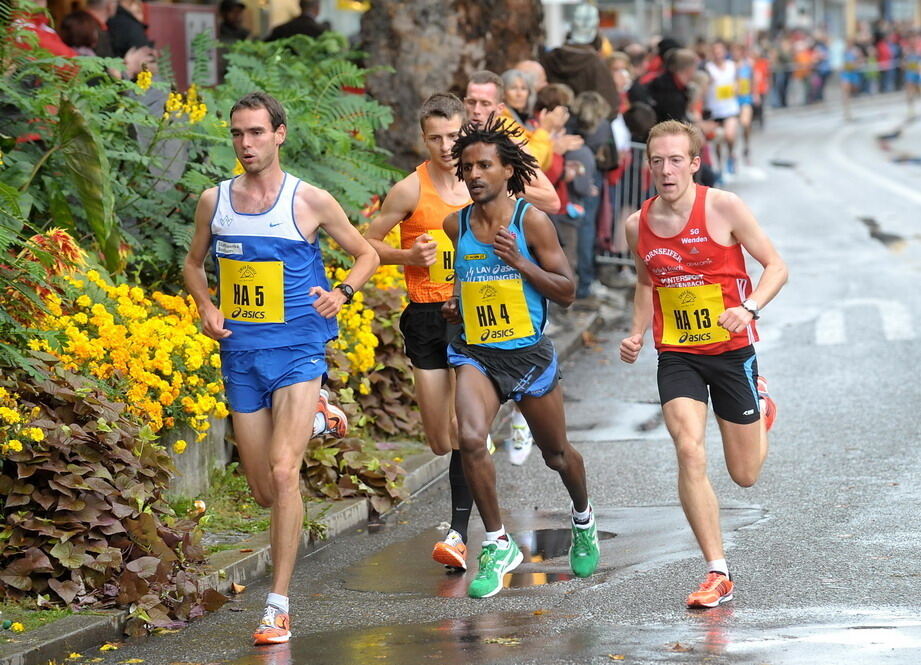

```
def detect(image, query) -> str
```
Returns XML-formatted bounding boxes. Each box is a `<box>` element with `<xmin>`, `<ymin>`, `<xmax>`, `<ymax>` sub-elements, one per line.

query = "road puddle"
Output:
<box><xmin>342</xmin><ymin>527</ymin><xmax>615</xmax><ymax>597</ymax></box>
<box><xmin>342</xmin><ymin>506</ymin><xmax>764</xmax><ymax>598</ymax></box>
<box><xmin>568</xmin><ymin>400</ymin><xmax>667</xmax><ymax>442</ymax></box>
<box><xmin>227</xmin><ymin>612</ymin><xmax>921</xmax><ymax>665</ymax></box>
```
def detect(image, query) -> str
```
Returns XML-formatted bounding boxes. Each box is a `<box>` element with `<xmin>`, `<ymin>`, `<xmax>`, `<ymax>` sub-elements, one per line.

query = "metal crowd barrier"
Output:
<box><xmin>596</xmin><ymin>141</ymin><xmax>652</xmax><ymax>267</ymax></box>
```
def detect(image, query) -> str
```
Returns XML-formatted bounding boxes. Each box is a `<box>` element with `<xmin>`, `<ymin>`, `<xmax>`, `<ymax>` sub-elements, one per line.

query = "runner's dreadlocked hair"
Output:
<box><xmin>451</xmin><ymin>113</ymin><xmax>538</xmax><ymax>196</ymax></box>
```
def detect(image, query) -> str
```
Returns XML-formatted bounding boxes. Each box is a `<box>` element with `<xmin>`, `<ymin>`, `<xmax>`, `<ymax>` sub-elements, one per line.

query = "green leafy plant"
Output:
<box><xmin>304</xmin><ymin>436</ymin><xmax>408</xmax><ymax>514</ymax></box>
<box><xmin>0</xmin><ymin>358</ymin><xmax>225</xmax><ymax>632</ymax></box>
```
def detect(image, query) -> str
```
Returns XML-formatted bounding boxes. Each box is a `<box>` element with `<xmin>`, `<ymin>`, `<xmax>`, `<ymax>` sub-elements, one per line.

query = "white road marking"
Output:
<box><xmin>828</xmin><ymin>125</ymin><xmax>921</xmax><ymax>206</ymax></box>
<box><xmin>815</xmin><ymin>298</ymin><xmax>914</xmax><ymax>345</ymax></box>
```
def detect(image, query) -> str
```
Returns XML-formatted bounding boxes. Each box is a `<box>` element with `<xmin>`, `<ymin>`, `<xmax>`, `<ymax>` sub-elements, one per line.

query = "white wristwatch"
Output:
<box><xmin>741</xmin><ymin>298</ymin><xmax>760</xmax><ymax>320</ymax></box>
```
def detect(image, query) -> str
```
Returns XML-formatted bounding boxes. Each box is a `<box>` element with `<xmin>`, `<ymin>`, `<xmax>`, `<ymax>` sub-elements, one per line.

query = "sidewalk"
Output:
<box><xmin>0</xmin><ymin>292</ymin><xmax>625</xmax><ymax>665</ymax></box>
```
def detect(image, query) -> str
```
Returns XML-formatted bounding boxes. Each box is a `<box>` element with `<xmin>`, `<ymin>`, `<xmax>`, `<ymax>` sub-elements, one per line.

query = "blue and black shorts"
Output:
<box><xmin>447</xmin><ymin>334</ymin><xmax>561</xmax><ymax>403</ymax></box>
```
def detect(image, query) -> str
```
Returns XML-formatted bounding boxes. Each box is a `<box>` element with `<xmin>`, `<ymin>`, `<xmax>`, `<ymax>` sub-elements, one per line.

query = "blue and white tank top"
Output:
<box><xmin>736</xmin><ymin>60</ymin><xmax>754</xmax><ymax>104</ymax></box>
<box><xmin>455</xmin><ymin>198</ymin><xmax>547</xmax><ymax>349</ymax></box>
<box><xmin>209</xmin><ymin>173</ymin><xmax>337</xmax><ymax>351</ymax></box>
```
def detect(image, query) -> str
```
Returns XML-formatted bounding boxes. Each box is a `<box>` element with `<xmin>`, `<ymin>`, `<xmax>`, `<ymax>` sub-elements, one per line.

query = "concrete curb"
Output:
<box><xmin>0</xmin><ymin>304</ymin><xmax>611</xmax><ymax>665</ymax></box>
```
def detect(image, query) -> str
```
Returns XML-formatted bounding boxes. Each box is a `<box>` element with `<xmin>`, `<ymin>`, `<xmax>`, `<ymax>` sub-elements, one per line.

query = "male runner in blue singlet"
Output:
<box><xmin>184</xmin><ymin>92</ymin><xmax>379</xmax><ymax>644</ymax></box>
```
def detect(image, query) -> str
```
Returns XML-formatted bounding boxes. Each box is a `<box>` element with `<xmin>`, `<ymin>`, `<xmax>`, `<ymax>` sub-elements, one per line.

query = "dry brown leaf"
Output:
<box><xmin>231</xmin><ymin>583</ymin><xmax>246</xmax><ymax>594</ymax></box>
<box><xmin>483</xmin><ymin>637</ymin><xmax>521</xmax><ymax>646</ymax></box>
<box><xmin>533</xmin><ymin>609</ymin><xmax>547</xmax><ymax>615</ymax></box>
<box><xmin>667</xmin><ymin>642</ymin><xmax>692</xmax><ymax>652</ymax></box>
<box><xmin>607</xmin><ymin>655</ymin><xmax>625</xmax><ymax>661</ymax></box>
<box><xmin>239</xmin><ymin>548</ymin><xmax>254</xmax><ymax>553</ymax></box>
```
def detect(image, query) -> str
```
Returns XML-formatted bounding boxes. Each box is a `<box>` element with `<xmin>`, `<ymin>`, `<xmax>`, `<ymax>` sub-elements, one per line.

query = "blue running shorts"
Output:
<box><xmin>220</xmin><ymin>344</ymin><xmax>327</xmax><ymax>413</ymax></box>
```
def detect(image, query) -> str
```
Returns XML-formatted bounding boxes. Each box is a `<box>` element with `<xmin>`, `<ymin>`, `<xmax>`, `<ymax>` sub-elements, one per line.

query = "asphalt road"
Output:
<box><xmin>96</xmin><ymin>94</ymin><xmax>921</xmax><ymax>665</ymax></box>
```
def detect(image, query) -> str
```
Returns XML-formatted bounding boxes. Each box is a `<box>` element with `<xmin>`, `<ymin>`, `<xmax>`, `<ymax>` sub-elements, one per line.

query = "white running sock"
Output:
<box><xmin>707</xmin><ymin>559</ymin><xmax>729</xmax><ymax>576</ymax></box>
<box><xmin>485</xmin><ymin>526</ymin><xmax>508</xmax><ymax>548</ymax></box>
<box><xmin>312</xmin><ymin>412</ymin><xmax>325</xmax><ymax>437</ymax></box>
<box><xmin>266</xmin><ymin>592</ymin><xmax>289</xmax><ymax>614</ymax></box>
<box><xmin>572</xmin><ymin>502</ymin><xmax>593</xmax><ymax>528</ymax></box>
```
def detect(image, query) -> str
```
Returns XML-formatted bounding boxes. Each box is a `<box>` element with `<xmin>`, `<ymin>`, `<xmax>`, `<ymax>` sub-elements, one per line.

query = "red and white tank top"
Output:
<box><xmin>636</xmin><ymin>185</ymin><xmax>757</xmax><ymax>355</ymax></box>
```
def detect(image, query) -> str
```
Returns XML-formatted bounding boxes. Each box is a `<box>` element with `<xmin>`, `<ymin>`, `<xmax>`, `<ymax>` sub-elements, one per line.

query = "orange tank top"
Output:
<box><xmin>400</xmin><ymin>162</ymin><xmax>470</xmax><ymax>303</ymax></box>
<box><xmin>636</xmin><ymin>185</ymin><xmax>758</xmax><ymax>355</ymax></box>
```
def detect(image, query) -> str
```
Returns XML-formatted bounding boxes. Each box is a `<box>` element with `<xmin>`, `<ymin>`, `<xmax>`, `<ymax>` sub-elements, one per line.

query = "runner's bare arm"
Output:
<box><xmin>183</xmin><ymin>188</ymin><xmax>230</xmax><ymax>340</ymax></box>
<box><xmin>300</xmin><ymin>187</ymin><xmax>380</xmax><ymax>318</ymax></box>
<box><xmin>441</xmin><ymin>211</ymin><xmax>462</xmax><ymax>323</ymax></box>
<box><xmin>495</xmin><ymin>206</ymin><xmax>574</xmax><ymax>306</ymax></box>
<box><xmin>521</xmin><ymin>167</ymin><xmax>561</xmax><ymax>214</ymax></box>
<box><xmin>365</xmin><ymin>173</ymin><xmax>437</xmax><ymax>267</ymax></box>
<box><xmin>714</xmin><ymin>191</ymin><xmax>788</xmax><ymax>332</ymax></box>
<box><xmin>620</xmin><ymin>211</ymin><xmax>652</xmax><ymax>363</ymax></box>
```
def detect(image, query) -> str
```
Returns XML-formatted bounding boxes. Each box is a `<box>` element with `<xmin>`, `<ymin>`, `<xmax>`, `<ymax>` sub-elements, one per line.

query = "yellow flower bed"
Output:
<box><xmin>24</xmin><ymin>269</ymin><xmax>227</xmax><ymax>444</ymax></box>
<box><xmin>326</xmin><ymin>224</ymin><xmax>406</xmax><ymax>396</ymax></box>
<box><xmin>0</xmin><ymin>386</ymin><xmax>39</xmax><ymax>455</ymax></box>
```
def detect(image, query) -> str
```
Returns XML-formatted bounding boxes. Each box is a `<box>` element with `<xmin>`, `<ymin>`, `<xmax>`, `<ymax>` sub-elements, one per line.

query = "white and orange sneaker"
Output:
<box><xmin>757</xmin><ymin>375</ymin><xmax>776</xmax><ymax>432</ymax></box>
<box><xmin>252</xmin><ymin>605</ymin><xmax>291</xmax><ymax>645</ymax></box>
<box><xmin>686</xmin><ymin>571</ymin><xmax>734</xmax><ymax>608</ymax></box>
<box><xmin>314</xmin><ymin>388</ymin><xmax>348</xmax><ymax>439</ymax></box>
<box><xmin>432</xmin><ymin>530</ymin><xmax>468</xmax><ymax>571</ymax></box>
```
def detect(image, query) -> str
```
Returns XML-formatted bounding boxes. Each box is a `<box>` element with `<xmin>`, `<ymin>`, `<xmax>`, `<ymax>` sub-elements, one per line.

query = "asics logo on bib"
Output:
<box><xmin>479</xmin><ymin>328</ymin><xmax>515</xmax><ymax>342</ymax></box>
<box><xmin>678</xmin><ymin>331</ymin><xmax>712</xmax><ymax>344</ymax></box>
<box><xmin>230</xmin><ymin>307</ymin><xmax>266</xmax><ymax>320</ymax></box>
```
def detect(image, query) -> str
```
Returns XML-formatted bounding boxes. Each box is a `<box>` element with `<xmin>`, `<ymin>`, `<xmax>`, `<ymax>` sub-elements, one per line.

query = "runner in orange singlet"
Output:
<box><xmin>366</xmin><ymin>94</ymin><xmax>478</xmax><ymax>570</ymax></box>
<box><xmin>619</xmin><ymin>120</ymin><xmax>787</xmax><ymax>609</ymax></box>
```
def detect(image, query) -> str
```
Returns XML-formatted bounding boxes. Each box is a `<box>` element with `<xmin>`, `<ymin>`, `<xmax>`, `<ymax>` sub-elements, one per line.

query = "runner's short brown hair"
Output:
<box><xmin>230</xmin><ymin>92</ymin><xmax>286</xmax><ymax>130</ymax></box>
<box><xmin>467</xmin><ymin>70</ymin><xmax>504</xmax><ymax>101</ymax></box>
<box><xmin>646</xmin><ymin>120</ymin><xmax>702</xmax><ymax>159</ymax></box>
<box><xmin>419</xmin><ymin>93</ymin><xmax>465</xmax><ymax>129</ymax></box>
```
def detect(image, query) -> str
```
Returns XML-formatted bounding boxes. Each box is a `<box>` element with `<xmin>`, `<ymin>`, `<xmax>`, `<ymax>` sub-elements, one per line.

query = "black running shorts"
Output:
<box><xmin>657</xmin><ymin>345</ymin><xmax>760</xmax><ymax>425</ymax></box>
<box><xmin>398</xmin><ymin>301</ymin><xmax>458</xmax><ymax>371</ymax></box>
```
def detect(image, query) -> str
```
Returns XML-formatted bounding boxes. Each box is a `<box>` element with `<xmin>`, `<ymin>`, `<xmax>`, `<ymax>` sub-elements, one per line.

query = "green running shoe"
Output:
<box><xmin>569</xmin><ymin>520</ymin><xmax>600</xmax><ymax>578</ymax></box>
<box><xmin>467</xmin><ymin>538</ymin><xmax>523</xmax><ymax>598</ymax></box>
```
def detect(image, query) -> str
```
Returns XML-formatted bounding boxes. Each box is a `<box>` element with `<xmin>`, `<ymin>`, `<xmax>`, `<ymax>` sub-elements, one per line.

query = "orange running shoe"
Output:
<box><xmin>432</xmin><ymin>531</ymin><xmax>468</xmax><ymax>571</ymax></box>
<box><xmin>687</xmin><ymin>572</ymin><xmax>734</xmax><ymax>608</ymax></box>
<box><xmin>315</xmin><ymin>389</ymin><xmax>348</xmax><ymax>439</ymax></box>
<box><xmin>757</xmin><ymin>376</ymin><xmax>776</xmax><ymax>432</ymax></box>
<box><xmin>252</xmin><ymin>605</ymin><xmax>291</xmax><ymax>645</ymax></box>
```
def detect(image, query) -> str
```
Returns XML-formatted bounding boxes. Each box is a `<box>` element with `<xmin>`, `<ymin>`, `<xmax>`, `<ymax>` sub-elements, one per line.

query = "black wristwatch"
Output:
<box><xmin>335</xmin><ymin>283</ymin><xmax>355</xmax><ymax>304</ymax></box>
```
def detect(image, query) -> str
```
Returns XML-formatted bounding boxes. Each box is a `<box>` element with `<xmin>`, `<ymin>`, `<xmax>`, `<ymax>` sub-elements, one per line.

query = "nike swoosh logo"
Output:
<box><xmin>269</xmin><ymin>222</ymin><xmax>283</xmax><ymax>227</ymax></box>
<box><xmin>308</xmin><ymin>358</ymin><xmax>320</xmax><ymax>364</ymax></box>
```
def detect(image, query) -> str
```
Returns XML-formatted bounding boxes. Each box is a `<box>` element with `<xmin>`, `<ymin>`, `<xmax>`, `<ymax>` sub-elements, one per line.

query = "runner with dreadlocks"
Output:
<box><xmin>441</xmin><ymin>114</ymin><xmax>601</xmax><ymax>599</ymax></box>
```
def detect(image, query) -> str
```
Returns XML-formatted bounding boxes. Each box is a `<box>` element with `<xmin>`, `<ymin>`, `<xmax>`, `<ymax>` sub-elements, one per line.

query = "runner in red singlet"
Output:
<box><xmin>619</xmin><ymin>120</ymin><xmax>787</xmax><ymax>609</ymax></box>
